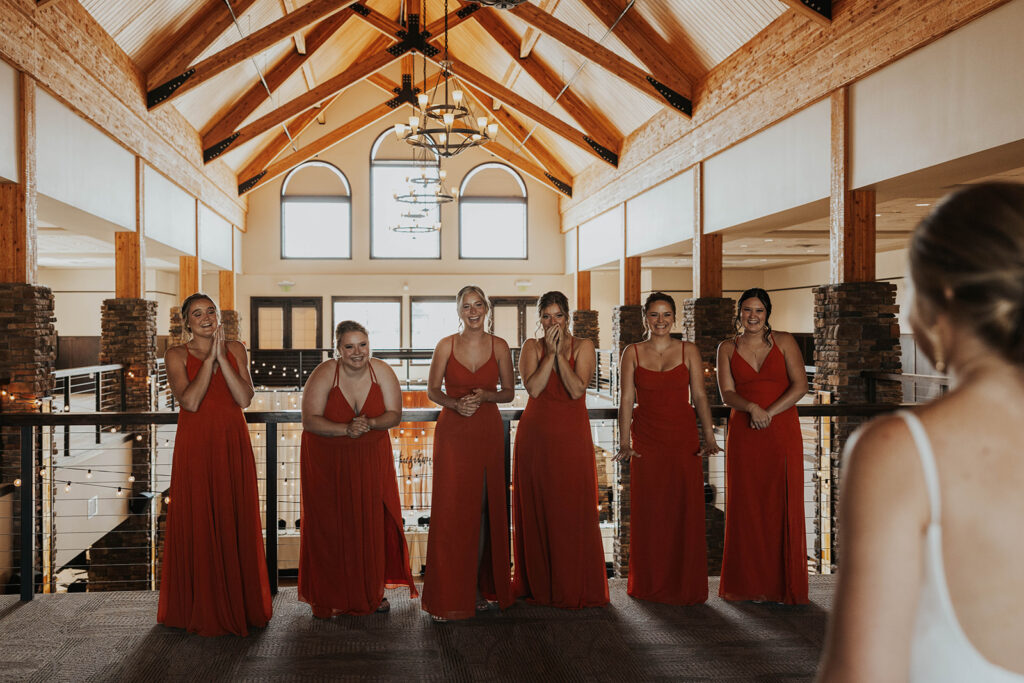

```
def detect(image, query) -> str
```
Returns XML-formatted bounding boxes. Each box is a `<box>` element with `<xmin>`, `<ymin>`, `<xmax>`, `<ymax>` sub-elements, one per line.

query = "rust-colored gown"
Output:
<box><xmin>512</xmin><ymin>340</ymin><xmax>609</xmax><ymax>608</ymax></box>
<box><xmin>719</xmin><ymin>338</ymin><xmax>809</xmax><ymax>604</ymax></box>
<box><xmin>421</xmin><ymin>337</ymin><xmax>513</xmax><ymax>619</ymax></box>
<box><xmin>158</xmin><ymin>351</ymin><xmax>273</xmax><ymax>637</ymax></box>
<box><xmin>298</xmin><ymin>361</ymin><xmax>418</xmax><ymax>616</ymax></box>
<box><xmin>628</xmin><ymin>344</ymin><xmax>708</xmax><ymax>604</ymax></box>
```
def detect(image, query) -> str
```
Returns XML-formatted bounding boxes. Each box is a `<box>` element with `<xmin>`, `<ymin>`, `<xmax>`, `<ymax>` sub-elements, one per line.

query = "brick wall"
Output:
<box><xmin>611</xmin><ymin>305</ymin><xmax>644</xmax><ymax>577</ymax></box>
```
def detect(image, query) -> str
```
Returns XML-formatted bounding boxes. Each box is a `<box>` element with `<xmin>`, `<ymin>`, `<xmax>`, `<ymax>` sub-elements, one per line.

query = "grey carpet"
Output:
<box><xmin>0</xmin><ymin>576</ymin><xmax>834</xmax><ymax>682</ymax></box>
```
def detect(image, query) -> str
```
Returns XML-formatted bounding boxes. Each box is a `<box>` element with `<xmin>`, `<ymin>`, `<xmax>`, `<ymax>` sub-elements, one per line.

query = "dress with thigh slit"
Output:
<box><xmin>421</xmin><ymin>336</ymin><xmax>513</xmax><ymax>619</ymax></box>
<box><xmin>627</xmin><ymin>343</ymin><xmax>708</xmax><ymax>604</ymax></box>
<box><xmin>512</xmin><ymin>339</ymin><xmax>609</xmax><ymax>608</ymax></box>
<box><xmin>158</xmin><ymin>350</ymin><xmax>273</xmax><ymax>636</ymax></box>
<box><xmin>298</xmin><ymin>360</ymin><xmax>418</xmax><ymax>616</ymax></box>
<box><xmin>719</xmin><ymin>337</ymin><xmax>808</xmax><ymax>604</ymax></box>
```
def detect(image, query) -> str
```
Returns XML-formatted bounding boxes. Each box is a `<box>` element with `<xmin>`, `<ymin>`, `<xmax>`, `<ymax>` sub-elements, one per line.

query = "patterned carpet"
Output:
<box><xmin>0</xmin><ymin>576</ymin><xmax>834</xmax><ymax>682</ymax></box>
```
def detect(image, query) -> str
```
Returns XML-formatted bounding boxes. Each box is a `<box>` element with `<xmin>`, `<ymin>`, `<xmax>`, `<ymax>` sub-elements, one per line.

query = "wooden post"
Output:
<box><xmin>114</xmin><ymin>158</ymin><xmax>146</xmax><ymax>299</ymax></box>
<box><xmin>620</xmin><ymin>256</ymin><xmax>641</xmax><ymax>306</ymax></box>
<box><xmin>0</xmin><ymin>72</ymin><xmax>37</xmax><ymax>284</ymax></box>
<box><xmin>830</xmin><ymin>87</ymin><xmax>876</xmax><ymax>284</ymax></box>
<box><xmin>179</xmin><ymin>256</ymin><xmax>199</xmax><ymax>297</ymax></box>
<box><xmin>576</xmin><ymin>270</ymin><xmax>591</xmax><ymax>311</ymax></box>
<box><xmin>219</xmin><ymin>270</ymin><xmax>235</xmax><ymax>311</ymax></box>
<box><xmin>691</xmin><ymin>163</ymin><xmax>723</xmax><ymax>298</ymax></box>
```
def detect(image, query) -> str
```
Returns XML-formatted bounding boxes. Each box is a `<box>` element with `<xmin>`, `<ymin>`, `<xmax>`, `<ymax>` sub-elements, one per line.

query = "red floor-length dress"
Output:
<box><xmin>421</xmin><ymin>337</ymin><xmax>513</xmax><ymax>619</ymax></box>
<box><xmin>719</xmin><ymin>338</ymin><xmax>809</xmax><ymax>604</ymax></box>
<box><xmin>628</xmin><ymin>345</ymin><xmax>708</xmax><ymax>604</ymax></box>
<box><xmin>513</xmin><ymin>340</ymin><xmax>609</xmax><ymax>608</ymax></box>
<box><xmin>158</xmin><ymin>351</ymin><xmax>273</xmax><ymax>637</ymax></box>
<box><xmin>298</xmin><ymin>361</ymin><xmax>418</xmax><ymax>616</ymax></box>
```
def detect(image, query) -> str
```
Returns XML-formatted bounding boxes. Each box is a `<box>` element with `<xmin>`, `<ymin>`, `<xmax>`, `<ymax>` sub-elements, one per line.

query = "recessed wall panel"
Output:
<box><xmin>144</xmin><ymin>165</ymin><xmax>195</xmax><ymax>255</ymax></box>
<box><xmin>0</xmin><ymin>61</ymin><xmax>16</xmax><ymax>183</ymax></box>
<box><xmin>626</xmin><ymin>169</ymin><xmax>694</xmax><ymax>256</ymax></box>
<box><xmin>578</xmin><ymin>205</ymin><xmax>623</xmax><ymax>270</ymax></box>
<box><xmin>199</xmin><ymin>204</ymin><xmax>232</xmax><ymax>270</ymax></box>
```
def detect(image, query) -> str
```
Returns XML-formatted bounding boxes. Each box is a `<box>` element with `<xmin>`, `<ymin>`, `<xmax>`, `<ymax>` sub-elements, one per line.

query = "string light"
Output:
<box><xmin>86</xmin><ymin>470</ymin><xmax>92</xmax><ymax>479</ymax></box>
<box><xmin>128</xmin><ymin>474</ymin><xmax>136</xmax><ymax>483</ymax></box>
<box><xmin>13</xmin><ymin>478</ymin><xmax>21</xmax><ymax>487</ymax></box>
<box><xmin>65</xmin><ymin>482</ymin><xmax>71</xmax><ymax>492</ymax></box>
<box><xmin>116</xmin><ymin>487</ymin><xmax>123</xmax><ymax>496</ymax></box>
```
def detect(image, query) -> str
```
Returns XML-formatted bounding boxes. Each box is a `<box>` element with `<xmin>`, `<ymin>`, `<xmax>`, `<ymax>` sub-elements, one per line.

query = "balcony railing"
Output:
<box><xmin>0</xmin><ymin>400</ymin><xmax>903</xmax><ymax>601</ymax></box>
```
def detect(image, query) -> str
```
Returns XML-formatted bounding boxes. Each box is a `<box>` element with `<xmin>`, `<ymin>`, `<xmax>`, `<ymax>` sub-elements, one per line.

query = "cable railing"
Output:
<box><xmin>0</xmin><ymin>399</ymin><xmax>906</xmax><ymax>601</ymax></box>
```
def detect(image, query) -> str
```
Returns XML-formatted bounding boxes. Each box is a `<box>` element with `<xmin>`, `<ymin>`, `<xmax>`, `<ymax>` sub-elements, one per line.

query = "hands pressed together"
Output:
<box><xmin>454</xmin><ymin>388</ymin><xmax>484</xmax><ymax>417</ymax></box>
<box><xmin>345</xmin><ymin>415</ymin><xmax>371</xmax><ymax>438</ymax></box>
<box><xmin>748</xmin><ymin>404</ymin><xmax>772</xmax><ymax>430</ymax></box>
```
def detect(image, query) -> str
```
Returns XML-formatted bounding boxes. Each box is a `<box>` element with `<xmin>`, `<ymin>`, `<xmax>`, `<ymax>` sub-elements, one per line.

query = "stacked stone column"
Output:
<box><xmin>571</xmin><ymin>310</ymin><xmax>598</xmax><ymax>349</ymax></box>
<box><xmin>89</xmin><ymin>299</ymin><xmax>157</xmax><ymax>590</ymax></box>
<box><xmin>0</xmin><ymin>284</ymin><xmax>56</xmax><ymax>595</ymax></box>
<box><xmin>611</xmin><ymin>305</ymin><xmax>643</xmax><ymax>577</ymax></box>
<box><xmin>681</xmin><ymin>297</ymin><xmax>735</xmax><ymax>575</ymax></box>
<box><xmin>813</xmin><ymin>282</ymin><xmax>901</xmax><ymax>568</ymax></box>
<box><xmin>220</xmin><ymin>309</ymin><xmax>241</xmax><ymax>342</ymax></box>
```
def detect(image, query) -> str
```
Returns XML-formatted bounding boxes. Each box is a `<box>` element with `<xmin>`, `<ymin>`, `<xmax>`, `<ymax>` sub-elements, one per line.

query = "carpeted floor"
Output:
<box><xmin>0</xmin><ymin>576</ymin><xmax>834</xmax><ymax>682</ymax></box>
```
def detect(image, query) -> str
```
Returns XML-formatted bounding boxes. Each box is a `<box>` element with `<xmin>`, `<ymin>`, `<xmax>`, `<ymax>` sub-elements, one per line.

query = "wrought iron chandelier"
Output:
<box><xmin>465</xmin><ymin>0</ymin><xmax>529</xmax><ymax>8</ymax></box>
<box><xmin>389</xmin><ymin>147</ymin><xmax>455</xmax><ymax>234</ymax></box>
<box><xmin>392</xmin><ymin>0</ymin><xmax>498</xmax><ymax>157</ymax></box>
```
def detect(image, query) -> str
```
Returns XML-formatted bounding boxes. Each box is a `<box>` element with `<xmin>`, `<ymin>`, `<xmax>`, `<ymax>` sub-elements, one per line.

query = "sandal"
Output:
<box><xmin>376</xmin><ymin>598</ymin><xmax>390</xmax><ymax>613</ymax></box>
<box><xmin>430</xmin><ymin>614</ymin><xmax>448</xmax><ymax>623</ymax></box>
<box><xmin>475</xmin><ymin>599</ymin><xmax>492</xmax><ymax>612</ymax></box>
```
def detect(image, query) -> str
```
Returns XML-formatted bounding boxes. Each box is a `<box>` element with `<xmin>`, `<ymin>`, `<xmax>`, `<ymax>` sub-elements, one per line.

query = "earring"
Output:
<box><xmin>931</xmin><ymin>328</ymin><xmax>946</xmax><ymax>374</ymax></box>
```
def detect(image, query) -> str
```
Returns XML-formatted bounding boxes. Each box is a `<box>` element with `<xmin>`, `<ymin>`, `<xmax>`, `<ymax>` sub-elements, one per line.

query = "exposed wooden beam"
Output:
<box><xmin>281</xmin><ymin>0</ymin><xmax>307</xmax><ymax>53</ymax></box>
<box><xmin>692</xmin><ymin>163</ymin><xmax>723</xmax><ymax>299</ymax></box>
<box><xmin>442</xmin><ymin>52</ymin><xmax>618</xmax><ymax>166</ymax></box>
<box><xmin>519</xmin><ymin>0</ymin><xmax>560</xmax><ymax>58</ymax></box>
<box><xmin>219</xmin><ymin>269</ymin><xmax>236</xmax><ymax>311</ymax></box>
<box><xmin>620</xmin><ymin>256</ymin><xmax>641</xmax><ymax>306</ymax></box>
<box><xmin>473</xmin><ymin>10</ymin><xmax>621</xmax><ymax>159</ymax></box>
<box><xmin>507</xmin><ymin>3</ymin><xmax>692</xmax><ymax>115</ymax></box>
<box><xmin>209</xmin><ymin>35</ymin><xmax>397</xmax><ymax>160</ymax></box>
<box><xmin>579</xmin><ymin>0</ymin><xmax>703</xmax><ymax>86</ymax></box>
<box><xmin>576</xmin><ymin>269</ymin><xmax>591</xmax><ymax>310</ymax></box>
<box><xmin>179</xmin><ymin>255</ymin><xmax>199</xmax><ymax>298</ymax></box>
<box><xmin>830</xmin><ymin>86</ymin><xmax>875</xmax><ymax>283</ymax></box>
<box><xmin>147</xmin><ymin>0</ymin><xmax>359</xmax><ymax>110</ymax></box>
<box><xmin>425</xmin><ymin>4</ymin><xmax>483</xmax><ymax>37</ymax></box>
<box><xmin>0</xmin><ymin>72</ymin><xmax>37</xmax><ymax>285</ymax></box>
<box><xmin>238</xmin><ymin>100</ymin><xmax>395</xmax><ymax>195</ymax></box>
<box><xmin>779</xmin><ymin>0</ymin><xmax>833</xmax><ymax>26</ymax></box>
<box><xmin>236</xmin><ymin>93</ymin><xmax>341</xmax><ymax>191</ymax></box>
<box><xmin>146</xmin><ymin>0</ymin><xmax>262</xmax><ymax>90</ymax></box>
<box><xmin>115</xmin><ymin>157</ymin><xmax>146</xmax><ymax>299</ymax></box>
<box><xmin>481</xmin><ymin>139</ymin><xmax>574</xmax><ymax>198</ymax></box>
<box><xmin>201</xmin><ymin>8</ymin><xmax>354</xmax><ymax>159</ymax></box>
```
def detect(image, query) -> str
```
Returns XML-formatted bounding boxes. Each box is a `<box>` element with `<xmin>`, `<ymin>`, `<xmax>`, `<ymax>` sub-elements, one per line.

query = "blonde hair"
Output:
<box><xmin>455</xmin><ymin>285</ymin><xmax>491</xmax><ymax>328</ymax></box>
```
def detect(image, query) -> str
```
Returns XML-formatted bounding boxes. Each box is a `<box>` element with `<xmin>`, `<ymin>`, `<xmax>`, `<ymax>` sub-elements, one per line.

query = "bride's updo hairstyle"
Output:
<box><xmin>909</xmin><ymin>182</ymin><xmax>1024</xmax><ymax>364</ymax></box>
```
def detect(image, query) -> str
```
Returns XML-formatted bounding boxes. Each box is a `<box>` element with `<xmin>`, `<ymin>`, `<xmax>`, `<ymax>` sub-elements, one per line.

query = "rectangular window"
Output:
<box><xmin>371</xmin><ymin>164</ymin><xmax>441</xmax><ymax>259</ymax></box>
<box><xmin>281</xmin><ymin>198</ymin><xmax>351</xmax><ymax>259</ymax></box>
<box><xmin>411</xmin><ymin>298</ymin><xmax>458</xmax><ymax>352</ymax></box>
<box><xmin>331</xmin><ymin>298</ymin><xmax>402</xmax><ymax>352</ymax></box>
<box><xmin>459</xmin><ymin>198</ymin><xmax>527</xmax><ymax>259</ymax></box>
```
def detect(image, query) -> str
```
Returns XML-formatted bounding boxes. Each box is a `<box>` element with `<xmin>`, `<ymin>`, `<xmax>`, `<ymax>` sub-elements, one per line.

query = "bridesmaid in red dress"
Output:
<box><xmin>159</xmin><ymin>293</ymin><xmax>272</xmax><ymax>636</ymax></box>
<box><xmin>513</xmin><ymin>291</ymin><xmax>609</xmax><ymax>608</ymax></box>
<box><xmin>716</xmin><ymin>288</ymin><xmax>809</xmax><ymax>604</ymax></box>
<box><xmin>421</xmin><ymin>286</ymin><xmax>515</xmax><ymax>621</ymax></box>
<box><xmin>615</xmin><ymin>292</ymin><xmax>720</xmax><ymax>605</ymax></box>
<box><xmin>299</xmin><ymin>321</ymin><xmax>417</xmax><ymax>616</ymax></box>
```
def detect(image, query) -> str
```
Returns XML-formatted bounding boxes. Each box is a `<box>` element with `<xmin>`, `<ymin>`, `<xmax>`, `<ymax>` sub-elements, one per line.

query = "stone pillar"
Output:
<box><xmin>813</xmin><ymin>282</ymin><xmax>901</xmax><ymax>568</ymax></box>
<box><xmin>571</xmin><ymin>310</ymin><xmax>598</xmax><ymax>349</ymax></box>
<box><xmin>681</xmin><ymin>296</ymin><xmax>734</xmax><ymax>575</ymax></box>
<box><xmin>611</xmin><ymin>304</ymin><xmax>643</xmax><ymax>577</ymax></box>
<box><xmin>90</xmin><ymin>299</ymin><xmax>157</xmax><ymax>590</ymax></box>
<box><xmin>169</xmin><ymin>306</ymin><xmax>187</xmax><ymax>347</ymax></box>
<box><xmin>220</xmin><ymin>309</ymin><xmax>241</xmax><ymax>342</ymax></box>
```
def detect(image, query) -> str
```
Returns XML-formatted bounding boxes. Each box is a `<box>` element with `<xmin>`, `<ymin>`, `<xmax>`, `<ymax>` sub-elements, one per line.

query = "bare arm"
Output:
<box><xmin>520</xmin><ymin>335</ymin><xmax>557</xmax><ymax>398</ymax></box>
<box><xmin>817</xmin><ymin>416</ymin><xmax>928</xmax><ymax>682</ymax></box>
<box><xmin>474</xmin><ymin>336</ymin><xmax>515</xmax><ymax>404</ymax></box>
<box><xmin>165</xmin><ymin>345</ymin><xmax>214</xmax><ymax>413</ymax></box>
<box><xmin>219</xmin><ymin>340</ymin><xmax>255</xmax><ymax>409</ymax></box>
<box><xmin>614</xmin><ymin>344</ymin><xmax>639</xmax><ymax>461</ymax></box>
<box><xmin>301</xmin><ymin>360</ymin><xmax>351</xmax><ymax>437</ymax></box>
<box><xmin>685</xmin><ymin>342</ymin><xmax>719</xmax><ymax>454</ymax></box>
<box><xmin>766</xmin><ymin>332</ymin><xmax>809</xmax><ymax>417</ymax></box>
<box><xmin>716</xmin><ymin>340</ymin><xmax>772</xmax><ymax>429</ymax></box>
<box><xmin>367</xmin><ymin>359</ymin><xmax>403</xmax><ymax>430</ymax></box>
<box><xmin>555</xmin><ymin>337</ymin><xmax>594</xmax><ymax>400</ymax></box>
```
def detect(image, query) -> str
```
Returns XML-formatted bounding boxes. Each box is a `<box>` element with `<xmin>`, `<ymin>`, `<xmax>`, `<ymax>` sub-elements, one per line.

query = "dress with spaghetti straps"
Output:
<box><xmin>158</xmin><ymin>350</ymin><xmax>273</xmax><ymax>636</ymax></box>
<box><xmin>298</xmin><ymin>360</ymin><xmax>418</xmax><ymax>617</ymax></box>
<box><xmin>899</xmin><ymin>412</ymin><xmax>1024</xmax><ymax>682</ymax></box>
<box><xmin>719</xmin><ymin>336</ymin><xmax>808</xmax><ymax>604</ymax></box>
<box><xmin>627</xmin><ymin>343</ymin><xmax>708</xmax><ymax>604</ymax></box>
<box><xmin>512</xmin><ymin>338</ymin><xmax>609</xmax><ymax>608</ymax></box>
<box><xmin>421</xmin><ymin>335</ymin><xmax>513</xmax><ymax>619</ymax></box>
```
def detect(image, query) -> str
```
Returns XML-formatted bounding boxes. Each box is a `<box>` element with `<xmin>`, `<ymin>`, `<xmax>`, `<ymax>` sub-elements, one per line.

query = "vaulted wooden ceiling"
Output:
<box><xmin>78</xmin><ymin>0</ymin><xmax>829</xmax><ymax>199</ymax></box>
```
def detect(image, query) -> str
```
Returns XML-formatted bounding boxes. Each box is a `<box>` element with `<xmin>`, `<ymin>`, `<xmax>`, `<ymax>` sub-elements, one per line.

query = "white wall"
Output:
<box><xmin>144</xmin><ymin>165</ymin><xmax>196</xmax><ymax>256</ymax></box>
<box><xmin>36</xmin><ymin>90</ymin><xmax>134</xmax><ymax>230</ymax></box>
<box><xmin>578</xmin><ymin>205</ymin><xmax>623</xmax><ymax>270</ymax></box>
<box><xmin>704</xmin><ymin>99</ymin><xmax>830</xmax><ymax>233</ymax></box>
<box><xmin>626</xmin><ymin>169</ymin><xmax>695</xmax><ymax>256</ymax></box>
<box><xmin>199</xmin><ymin>204</ymin><xmax>232</xmax><ymax>270</ymax></box>
<box><xmin>0</xmin><ymin>59</ymin><xmax>16</xmax><ymax>183</ymax></box>
<box><xmin>41</xmin><ymin>267</ymin><xmax>179</xmax><ymax>337</ymax></box>
<box><xmin>852</xmin><ymin>0</ymin><xmax>1024</xmax><ymax>188</ymax></box>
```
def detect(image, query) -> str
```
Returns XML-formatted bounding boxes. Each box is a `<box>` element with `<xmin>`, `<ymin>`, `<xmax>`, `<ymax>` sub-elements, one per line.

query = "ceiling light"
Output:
<box><xmin>465</xmin><ymin>0</ymin><xmax>529</xmax><ymax>7</ymax></box>
<box><xmin>915</xmin><ymin>203</ymin><xmax>931</xmax><ymax>207</ymax></box>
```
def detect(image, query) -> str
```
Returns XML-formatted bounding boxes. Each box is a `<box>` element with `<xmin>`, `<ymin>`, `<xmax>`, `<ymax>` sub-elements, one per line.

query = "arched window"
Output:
<box><xmin>280</xmin><ymin>161</ymin><xmax>351</xmax><ymax>259</ymax></box>
<box><xmin>370</xmin><ymin>129</ymin><xmax>441</xmax><ymax>259</ymax></box>
<box><xmin>458</xmin><ymin>162</ymin><xmax>527</xmax><ymax>259</ymax></box>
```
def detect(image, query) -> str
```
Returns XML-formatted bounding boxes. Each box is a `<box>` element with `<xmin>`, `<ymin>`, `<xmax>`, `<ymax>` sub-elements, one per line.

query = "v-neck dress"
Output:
<box><xmin>421</xmin><ymin>336</ymin><xmax>514</xmax><ymax>619</ymax></box>
<box><xmin>719</xmin><ymin>338</ymin><xmax>808</xmax><ymax>604</ymax></box>
<box><xmin>627</xmin><ymin>343</ymin><xmax>708</xmax><ymax>605</ymax></box>
<box><xmin>158</xmin><ymin>349</ymin><xmax>273</xmax><ymax>636</ymax></box>
<box><xmin>298</xmin><ymin>360</ymin><xmax>418</xmax><ymax>616</ymax></box>
<box><xmin>512</xmin><ymin>339</ymin><xmax>609</xmax><ymax>608</ymax></box>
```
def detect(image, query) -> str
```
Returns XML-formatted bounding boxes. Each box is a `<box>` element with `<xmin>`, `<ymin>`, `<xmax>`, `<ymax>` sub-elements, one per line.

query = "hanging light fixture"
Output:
<box><xmin>389</xmin><ymin>147</ymin><xmax>453</xmax><ymax>234</ymax></box>
<box><xmin>464</xmin><ymin>0</ymin><xmax>529</xmax><ymax>7</ymax></box>
<box><xmin>392</xmin><ymin>0</ymin><xmax>498</xmax><ymax>157</ymax></box>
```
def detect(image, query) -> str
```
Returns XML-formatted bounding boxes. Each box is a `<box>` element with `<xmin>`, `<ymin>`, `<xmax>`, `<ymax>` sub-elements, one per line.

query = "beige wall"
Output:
<box><xmin>42</xmin><ymin>267</ymin><xmax>180</xmax><ymax>337</ymax></box>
